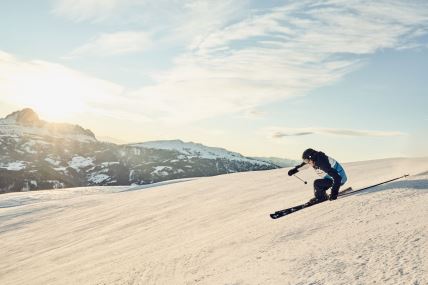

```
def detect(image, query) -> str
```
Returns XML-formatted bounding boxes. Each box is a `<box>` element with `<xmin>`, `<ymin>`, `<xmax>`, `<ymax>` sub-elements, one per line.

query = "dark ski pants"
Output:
<box><xmin>313</xmin><ymin>178</ymin><xmax>333</xmax><ymax>201</ymax></box>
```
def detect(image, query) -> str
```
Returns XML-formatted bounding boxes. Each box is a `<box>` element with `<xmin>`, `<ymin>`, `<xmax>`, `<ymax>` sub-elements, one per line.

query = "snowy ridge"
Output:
<box><xmin>130</xmin><ymin>140</ymin><xmax>271</xmax><ymax>166</ymax></box>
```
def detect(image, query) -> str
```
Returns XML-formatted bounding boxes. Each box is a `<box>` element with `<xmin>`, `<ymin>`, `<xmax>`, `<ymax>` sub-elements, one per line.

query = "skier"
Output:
<box><xmin>288</xmin><ymin>148</ymin><xmax>347</xmax><ymax>203</ymax></box>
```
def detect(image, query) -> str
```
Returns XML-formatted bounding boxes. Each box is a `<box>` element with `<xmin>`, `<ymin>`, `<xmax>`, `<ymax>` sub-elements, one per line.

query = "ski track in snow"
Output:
<box><xmin>0</xmin><ymin>158</ymin><xmax>427</xmax><ymax>285</ymax></box>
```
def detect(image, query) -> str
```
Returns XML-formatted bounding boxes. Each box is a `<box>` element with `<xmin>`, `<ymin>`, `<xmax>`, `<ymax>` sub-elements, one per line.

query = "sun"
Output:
<box><xmin>3</xmin><ymin>60</ymin><xmax>121</xmax><ymax>122</ymax></box>
<box><xmin>20</xmin><ymin>75</ymin><xmax>87</xmax><ymax>122</ymax></box>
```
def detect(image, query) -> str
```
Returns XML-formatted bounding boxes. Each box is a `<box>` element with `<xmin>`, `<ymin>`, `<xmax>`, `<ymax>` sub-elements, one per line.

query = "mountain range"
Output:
<box><xmin>0</xmin><ymin>108</ymin><xmax>295</xmax><ymax>193</ymax></box>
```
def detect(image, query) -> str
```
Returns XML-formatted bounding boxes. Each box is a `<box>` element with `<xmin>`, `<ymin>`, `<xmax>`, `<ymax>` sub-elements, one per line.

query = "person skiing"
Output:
<box><xmin>288</xmin><ymin>148</ymin><xmax>347</xmax><ymax>203</ymax></box>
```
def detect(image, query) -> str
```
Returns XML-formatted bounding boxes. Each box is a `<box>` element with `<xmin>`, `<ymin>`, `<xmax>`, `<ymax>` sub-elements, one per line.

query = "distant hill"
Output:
<box><xmin>250</xmin><ymin>156</ymin><xmax>299</xmax><ymax>168</ymax></box>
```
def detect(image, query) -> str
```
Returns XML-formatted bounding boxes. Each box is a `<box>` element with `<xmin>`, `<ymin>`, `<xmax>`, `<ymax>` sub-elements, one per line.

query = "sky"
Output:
<box><xmin>0</xmin><ymin>0</ymin><xmax>427</xmax><ymax>162</ymax></box>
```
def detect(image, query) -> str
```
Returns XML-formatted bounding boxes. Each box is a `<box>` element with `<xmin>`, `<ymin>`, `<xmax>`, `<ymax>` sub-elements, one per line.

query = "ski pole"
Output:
<box><xmin>293</xmin><ymin>174</ymin><xmax>308</xmax><ymax>184</ymax></box>
<box><xmin>340</xmin><ymin>174</ymin><xmax>409</xmax><ymax>197</ymax></box>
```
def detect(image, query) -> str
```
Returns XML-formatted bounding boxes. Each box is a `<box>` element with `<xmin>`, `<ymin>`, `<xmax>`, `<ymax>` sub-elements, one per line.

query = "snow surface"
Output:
<box><xmin>0</xmin><ymin>157</ymin><xmax>427</xmax><ymax>284</ymax></box>
<box><xmin>45</xmin><ymin>157</ymin><xmax>61</xmax><ymax>166</ymax></box>
<box><xmin>0</xmin><ymin>161</ymin><xmax>26</xmax><ymax>171</ymax></box>
<box><xmin>88</xmin><ymin>173</ymin><xmax>110</xmax><ymax>184</ymax></box>
<box><xmin>68</xmin><ymin>156</ymin><xmax>94</xmax><ymax>170</ymax></box>
<box><xmin>151</xmin><ymin>165</ymin><xmax>172</xmax><ymax>176</ymax></box>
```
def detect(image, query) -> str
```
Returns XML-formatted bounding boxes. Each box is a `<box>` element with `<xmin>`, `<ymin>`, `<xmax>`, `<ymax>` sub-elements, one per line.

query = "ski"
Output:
<box><xmin>269</xmin><ymin>187</ymin><xmax>352</xmax><ymax>219</ymax></box>
<box><xmin>270</xmin><ymin>174</ymin><xmax>409</xmax><ymax>219</ymax></box>
<box><xmin>269</xmin><ymin>202</ymin><xmax>311</xmax><ymax>219</ymax></box>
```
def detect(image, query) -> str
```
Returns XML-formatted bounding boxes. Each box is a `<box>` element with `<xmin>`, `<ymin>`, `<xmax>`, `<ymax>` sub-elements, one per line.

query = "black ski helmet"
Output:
<box><xmin>302</xmin><ymin>148</ymin><xmax>317</xmax><ymax>161</ymax></box>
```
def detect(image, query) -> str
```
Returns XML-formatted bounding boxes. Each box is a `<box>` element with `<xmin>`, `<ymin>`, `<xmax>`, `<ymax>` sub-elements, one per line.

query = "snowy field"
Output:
<box><xmin>1</xmin><ymin>157</ymin><xmax>427</xmax><ymax>285</ymax></box>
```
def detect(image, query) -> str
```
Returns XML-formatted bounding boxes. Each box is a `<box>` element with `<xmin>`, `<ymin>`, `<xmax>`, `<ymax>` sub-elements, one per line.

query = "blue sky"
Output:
<box><xmin>0</xmin><ymin>0</ymin><xmax>427</xmax><ymax>161</ymax></box>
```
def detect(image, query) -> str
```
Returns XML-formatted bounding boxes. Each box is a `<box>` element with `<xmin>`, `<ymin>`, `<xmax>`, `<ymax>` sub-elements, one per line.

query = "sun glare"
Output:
<box><xmin>3</xmin><ymin>60</ymin><xmax>122</xmax><ymax>122</ymax></box>
<box><xmin>19</xmin><ymin>73</ymin><xmax>87</xmax><ymax>121</ymax></box>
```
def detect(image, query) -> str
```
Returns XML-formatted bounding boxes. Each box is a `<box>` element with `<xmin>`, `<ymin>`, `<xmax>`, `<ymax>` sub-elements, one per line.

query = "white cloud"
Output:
<box><xmin>269</xmin><ymin>127</ymin><xmax>405</xmax><ymax>138</ymax></box>
<box><xmin>51</xmin><ymin>0</ymin><xmax>132</xmax><ymax>22</ymax></box>
<box><xmin>68</xmin><ymin>31</ymin><xmax>152</xmax><ymax>58</ymax></box>
<box><xmin>59</xmin><ymin>1</ymin><xmax>248</xmax><ymax>57</ymax></box>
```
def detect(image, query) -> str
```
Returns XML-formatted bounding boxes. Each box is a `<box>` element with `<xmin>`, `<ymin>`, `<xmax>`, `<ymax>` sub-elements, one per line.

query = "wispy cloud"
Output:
<box><xmin>130</xmin><ymin>0</ymin><xmax>428</xmax><ymax>122</ymax></box>
<box><xmin>52</xmin><ymin>0</ymin><xmax>247</xmax><ymax>32</ymax></box>
<box><xmin>243</xmin><ymin>109</ymin><xmax>266</xmax><ymax>119</ymax></box>
<box><xmin>46</xmin><ymin>1</ymin><xmax>428</xmax><ymax>123</ymax></box>
<box><xmin>59</xmin><ymin>0</ymin><xmax>248</xmax><ymax>58</ymax></box>
<box><xmin>272</xmin><ymin>131</ymin><xmax>314</xmax><ymax>138</ymax></box>
<box><xmin>51</xmin><ymin>0</ymin><xmax>132</xmax><ymax>22</ymax></box>
<box><xmin>270</xmin><ymin>127</ymin><xmax>405</xmax><ymax>138</ymax></box>
<box><xmin>68</xmin><ymin>31</ymin><xmax>152</xmax><ymax>58</ymax></box>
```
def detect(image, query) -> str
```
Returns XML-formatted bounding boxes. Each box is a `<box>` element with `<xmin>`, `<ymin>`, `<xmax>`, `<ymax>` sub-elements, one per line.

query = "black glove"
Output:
<box><xmin>288</xmin><ymin>168</ymin><xmax>299</xmax><ymax>176</ymax></box>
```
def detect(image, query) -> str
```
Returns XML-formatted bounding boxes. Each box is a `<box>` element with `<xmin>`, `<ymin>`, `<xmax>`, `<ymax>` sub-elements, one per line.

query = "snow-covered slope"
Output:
<box><xmin>130</xmin><ymin>140</ymin><xmax>272</xmax><ymax>165</ymax></box>
<box><xmin>251</xmin><ymin>156</ymin><xmax>299</xmax><ymax>167</ymax></box>
<box><xmin>1</xmin><ymin>157</ymin><xmax>427</xmax><ymax>284</ymax></box>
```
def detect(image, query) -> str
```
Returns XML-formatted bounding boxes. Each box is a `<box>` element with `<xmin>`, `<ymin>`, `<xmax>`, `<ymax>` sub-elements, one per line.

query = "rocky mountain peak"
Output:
<box><xmin>1</xmin><ymin>108</ymin><xmax>97</xmax><ymax>142</ymax></box>
<box><xmin>5</xmin><ymin>108</ymin><xmax>41</xmax><ymax>125</ymax></box>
